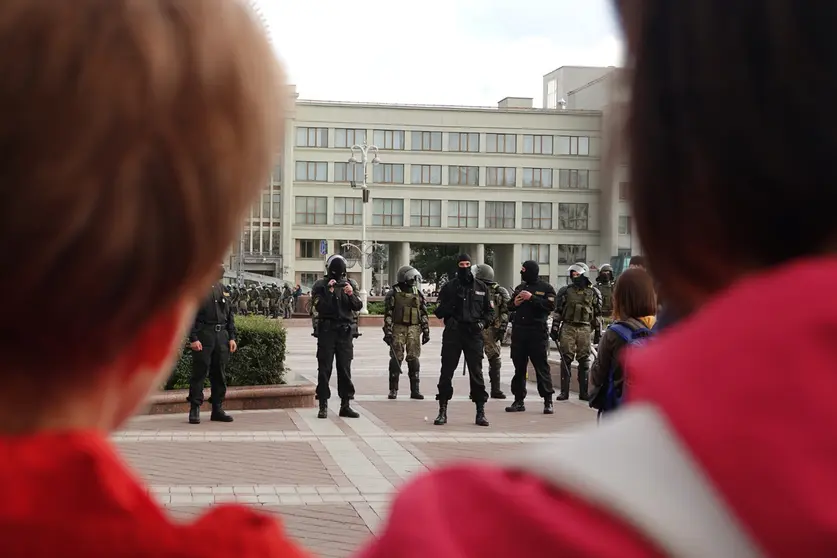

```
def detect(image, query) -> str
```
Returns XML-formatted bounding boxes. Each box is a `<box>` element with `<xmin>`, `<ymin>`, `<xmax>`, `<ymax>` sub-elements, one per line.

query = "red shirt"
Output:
<box><xmin>0</xmin><ymin>432</ymin><xmax>308</xmax><ymax>557</ymax></box>
<box><xmin>358</xmin><ymin>257</ymin><xmax>837</xmax><ymax>557</ymax></box>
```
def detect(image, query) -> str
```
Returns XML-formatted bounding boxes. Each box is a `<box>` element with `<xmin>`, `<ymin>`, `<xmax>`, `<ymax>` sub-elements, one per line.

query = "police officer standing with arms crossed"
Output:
<box><xmin>187</xmin><ymin>265</ymin><xmax>237</xmax><ymax>425</ymax></box>
<box><xmin>383</xmin><ymin>265</ymin><xmax>430</xmax><ymax>400</ymax></box>
<box><xmin>433</xmin><ymin>254</ymin><xmax>494</xmax><ymax>427</ymax></box>
<box><xmin>505</xmin><ymin>260</ymin><xmax>557</xmax><ymax>414</ymax></box>
<box><xmin>550</xmin><ymin>263</ymin><xmax>602</xmax><ymax>401</ymax></box>
<box><xmin>473</xmin><ymin>263</ymin><xmax>509</xmax><ymax>399</ymax></box>
<box><xmin>311</xmin><ymin>254</ymin><xmax>362</xmax><ymax>419</ymax></box>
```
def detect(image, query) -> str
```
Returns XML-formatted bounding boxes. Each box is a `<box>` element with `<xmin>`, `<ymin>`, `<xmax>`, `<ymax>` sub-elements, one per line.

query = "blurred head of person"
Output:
<box><xmin>628</xmin><ymin>255</ymin><xmax>646</xmax><ymax>270</ymax></box>
<box><xmin>614</xmin><ymin>1</ymin><xmax>837</xmax><ymax>316</ymax></box>
<box><xmin>612</xmin><ymin>268</ymin><xmax>657</xmax><ymax>322</ymax></box>
<box><xmin>0</xmin><ymin>0</ymin><xmax>285</xmax><ymax>434</ymax></box>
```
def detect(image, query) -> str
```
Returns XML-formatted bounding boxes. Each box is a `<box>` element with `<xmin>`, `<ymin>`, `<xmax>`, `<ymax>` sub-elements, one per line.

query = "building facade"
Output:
<box><xmin>234</xmin><ymin>73</ymin><xmax>635</xmax><ymax>292</ymax></box>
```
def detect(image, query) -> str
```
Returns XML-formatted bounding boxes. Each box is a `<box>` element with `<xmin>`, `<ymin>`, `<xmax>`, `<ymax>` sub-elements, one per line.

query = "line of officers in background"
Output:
<box><xmin>308</xmin><ymin>252</ymin><xmax>616</xmax><ymax>427</ymax></box>
<box><xmin>227</xmin><ymin>284</ymin><xmax>296</xmax><ymax>319</ymax></box>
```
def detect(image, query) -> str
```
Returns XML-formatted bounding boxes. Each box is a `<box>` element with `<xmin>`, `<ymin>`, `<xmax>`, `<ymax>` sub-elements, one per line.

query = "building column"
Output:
<box><xmin>473</xmin><ymin>243</ymin><xmax>485</xmax><ymax>264</ymax></box>
<box><xmin>549</xmin><ymin>244</ymin><xmax>561</xmax><ymax>287</ymax></box>
<box><xmin>281</xmin><ymin>88</ymin><xmax>298</xmax><ymax>284</ymax></box>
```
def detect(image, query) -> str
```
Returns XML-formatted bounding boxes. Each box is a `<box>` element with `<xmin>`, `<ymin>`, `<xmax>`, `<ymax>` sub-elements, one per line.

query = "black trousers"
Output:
<box><xmin>436</xmin><ymin>324</ymin><xmax>488</xmax><ymax>403</ymax></box>
<box><xmin>510</xmin><ymin>326</ymin><xmax>554</xmax><ymax>400</ymax></box>
<box><xmin>188</xmin><ymin>325</ymin><xmax>229</xmax><ymax>406</ymax></box>
<box><xmin>316</xmin><ymin>323</ymin><xmax>356</xmax><ymax>401</ymax></box>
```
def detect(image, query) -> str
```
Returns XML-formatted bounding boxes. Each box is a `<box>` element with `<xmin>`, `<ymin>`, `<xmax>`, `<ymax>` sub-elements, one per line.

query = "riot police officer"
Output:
<box><xmin>473</xmin><ymin>263</ymin><xmax>509</xmax><ymax>399</ymax></box>
<box><xmin>596</xmin><ymin>264</ymin><xmax>616</xmax><ymax>336</ymax></box>
<box><xmin>383</xmin><ymin>265</ymin><xmax>430</xmax><ymax>400</ymax></box>
<box><xmin>550</xmin><ymin>263</ymin><xmax>602</xmax><ymax>401</ymax></box>
<box><xmin>433</xmin><ymin>254</ymin><xmax>494</xmax><ymax>427</ymax></box>
<box><xmin>506</xmin><ymin>260</ymin><xmax>557</xmax><ymax>414</ymax></box>
<box><xmin>311</xmin><ymin>254</ymin><xmax>362</xmax><ymax>419</ymax></box>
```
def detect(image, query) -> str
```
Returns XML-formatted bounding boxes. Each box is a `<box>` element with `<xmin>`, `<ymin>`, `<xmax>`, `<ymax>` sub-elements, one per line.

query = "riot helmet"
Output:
<box><xmin>567</xmin><ymin>263</ymin><xmax>590</xmax><ymax>287</ymax></box>
<box><xmin>597</xmin><ymin>263</ymin><xmax>614</xmax><ymax>283</ymax></box>
<box><xmin>326</xmin><ymin>254</ymin><xmax>347</xmax><ymax>279</ymax></box>
<box><xmin>396</xmin><ymin>265</ymin><xmax>421</xmax><ymax>286</ymax></box>
<box><xmin>473</xmin><ymin>263</ymin><xmax>495</xmax><ymax>283</ymax></box>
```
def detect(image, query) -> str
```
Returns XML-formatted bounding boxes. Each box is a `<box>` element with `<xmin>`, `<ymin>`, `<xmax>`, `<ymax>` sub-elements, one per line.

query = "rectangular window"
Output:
<box><xmin>447</xmin><ymin>200</ymin><xmax>479</xmax><ymax>228</ymax></box>
<box><xmin>334</xmin><ymin>162</ymin><xmax>364</xmax><ymax>183</ymax></box>
<box><xmin>557</xmin><ymin>244</ymin><xmax>587</xmax><ymax>264</ymax></box>
<box><xmin>242</xmin><ymin>230</ymin><xmax>251</xmax><ymax>253</ymax></box>
<box><xmin>619</xmin><ymin>181</ymin><xmax>630</xmax><ymax>200</ymax></box>
<box><xmin>556</xmin><ymin>135</ymin><xmax>591</xmax><ymax>156</ymax></box>
<box><xmin>411</xmin><ymin>164</ymin><xmax>442</xmax><ymax>185</ymax></box>
<box><xmin>372</xmin><ymin>163</ymin><xmax>405</xmax><ymax>184</ymax></box>
<box><xmin>334</xmin><ymin>197</ymin><xmax>363</xmax><ymax>226</ymax></box>
<box><xmin>410</xmin><ymin>131</ymin><xmax>442</xmax><ymax>151</ymax></box>
<box><xmin>546</xmin><ymin>79</ymin><xmax>558</xmax><ymax>109</ymax></box>
<box><xmin>271</xmin><ymin>193</ymin><xmax>281</xmax><ymax>220</ymax></box>
<box><xmin>335</xmin><ymin>128</ymin><xmax>367</xmax><ymax>148</ymax></box>
<box><xmin>486</xmin><ymin>167</ymin><xmax>516</xmax><ymax>187</ymax></box>
<box><xmin>522</xmin><ymin>244</ymin><xmax>550</xmax><ymax>264</ymax></box>
<box><xmin>294</xmin><ymin>196</ymin><xmax>327</xmax><ymax>225</ymax></box>
<box><xmin>300</xmin><ymin>272</ymin><xmax>319</xmax><ymax>288</ymax></box>
<box><xmin>272</xmin><ymin>161</ymin><xmax>282</xmax><ymax>184</ymax></box>
<box><xmin>295</xmin><ymin>161</ymin><xmax>327</xmax><ymax>182</ymax></box>
<box><xmin>558</xmin><ymin>203</ymin><xmax>589</xmax><ymax>230</ymax></box>
<box><xmin>522</xmin><ymin>134</ymin><xmax>554</xmax><ymax>155</ymax></box>
<box><xmin>372</xmin><ymin>198</ymin><xmax>404</xmax><ymax>227</ymax></box>
<box><xmin>295</xmin><ymin>127</ymin><xmax>328</xmax><ymax>148</ymax></box>
<box><xmin>522</xmin><ymin>202</ymin><xmax>553</xmax><ymax>230</ymax></box>
<box><xmin>448</xmin><ymin>132</ymin><xmax>480</xmax><ymax>152</ymax></box>
<box><xmin>373</xmin><ymin>129</ymin><xmax>405</xmax><ymax>150</ymax></box>
<box><xmin>617</xmin><ymin>248</ymin><xmax>632</xmax><ymax>258</ymax></box>
<box><xmin>618</xmin><ymin>215</ymin><xmax>632</xmax><ymax>235</ymax></box>
<box><xmin>486</xmin><ymin>133</ymin><xmax>517</xmax><ymax>153</ymax></box>
<box><xmin>261</xmin><ymin>192</ymin><xmax>270</xmax><ymax>219</ymax></box>
<box><xmin>558</xmin><ymin>169</ymin><xmax>590</xmax><ymax>189</ymax></box>
<box><xmin>448</xmin><ymin>166</ymin><xmax>479</xmax><ymax>186</ymax></box>
<box><xmin>270</xmin><ymin>229</ymin><xmax>281</xmax><ymax>255</ymax></box>
<box><xmin>410</xmin><ymin>199</ymin><xmax>442</xmax><ymax>228</ymax></box>
<box><xmin>522</xmin><ymin>168</ymin><xmax>553</xmax><ymax>188</ymax></box>
<box><xmin>485</xmin><ymin>201</ymin><xmax>516</xmax><ymax>229</ymax></box>
<box><xmin>298</xmin><ymin>240</ymin><xmax>318</xmax><ymax>259</ymax></box>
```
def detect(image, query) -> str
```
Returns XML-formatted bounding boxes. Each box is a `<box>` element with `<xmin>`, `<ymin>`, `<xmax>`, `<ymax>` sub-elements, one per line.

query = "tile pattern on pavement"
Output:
<box><xmin>116</xmin><ymin>326</ymin><xmax>595</xmax><ymax>558</ymax></box>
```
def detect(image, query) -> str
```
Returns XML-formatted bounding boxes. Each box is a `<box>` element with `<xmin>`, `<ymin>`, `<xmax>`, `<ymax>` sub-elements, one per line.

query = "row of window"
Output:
<box><xmin>295</xmin><ymin>197</ymin><xmax>592</xmax><ymax>231</ymax></box>
<box><xmin>295</xmin><ymin>161</ymin><xmax>593</xmax><ymax>189</ymax></box>
<box><xmin>296</xmin><ymin>127</ymin><xmax>592</xmax><ymax>156</ymax></box>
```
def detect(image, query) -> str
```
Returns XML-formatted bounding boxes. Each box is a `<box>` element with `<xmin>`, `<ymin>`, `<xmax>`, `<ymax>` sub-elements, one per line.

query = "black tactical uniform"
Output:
<box><xmin>187</xmin><ymin>267</ymin><xmax>236</xmax><ymax>424</ymax></box>
<box><xmin>506</xmin><ymin>260</ymin><xmax>557</xmax><ymax>414</ymax></box>
<box><xmin>311</xmin><ymin>255</ymin><xmax>362</xmax><ymax>419</ymax></box>
<box><xmin>433</xmin><ymin>253</ymin><xmax>494</xmax><ymax>427</ymax></box>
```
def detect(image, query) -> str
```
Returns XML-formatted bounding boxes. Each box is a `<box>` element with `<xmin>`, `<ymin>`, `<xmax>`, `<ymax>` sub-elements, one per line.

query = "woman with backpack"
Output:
<box><xmin>589</xmin><ymin>268</ymin><xmax>657</xmax><ymax>417</ymax></box>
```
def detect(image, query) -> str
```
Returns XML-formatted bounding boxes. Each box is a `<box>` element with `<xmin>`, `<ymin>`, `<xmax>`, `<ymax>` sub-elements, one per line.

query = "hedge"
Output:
<box><xmin>164</xmin><ymin>315</ymin><xmax>287</xmax><ymax>390</ymax></box>
<box><xmin>366</xmin><ymin>300</ymin><xmax>438</xmax><ymax>316</ymax></box>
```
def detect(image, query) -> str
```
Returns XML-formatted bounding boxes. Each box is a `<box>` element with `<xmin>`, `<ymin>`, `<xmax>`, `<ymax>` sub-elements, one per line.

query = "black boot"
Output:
<box><xmin>388</xmin><ymin>359</ymin><xmax>400</xmax><ymax>399</ymax></box>
<box><xmin>408</xmin><ymin>360</ymin><xmax>424</xmax><ymax>400</ymax></box>
<box><xmin>543</xmin><ymin>396</ymin><xmax>554</xmax><ymax>414</ymax></box>
<box><xmin>505</xmin><ymin>400</ymin><xmax>525</xmax><ymax>412</ymax></box>
<box><xmin>434</xmin><ymin>401</ymin><xmax>448</xmax><ymax>425</ymax></box>
<box><xmin>339</xmin><ymin>398</ymin><xmax>360</xmax><ymax>418</ymax></box>
<box><xmin>578</xmin><ymin>358</ymin><xmax>591</xmax><ymax>401</ymax></box>
<box><xmin>488</xmin><ymin>359</ymin><xmax>506</xmax><ymax>399</ymax></box>
<box><xmin>475</xmin><ymin>402</ymin><xmax>489</xmax><ymax>427</ymax></box>
<box><xmin>557</xmin><ymin>357</ymin><xmax>572</xmax><ymax>401</ymax></box>
<box><xmin>188</xmin><ymin>404</ymin><xmax>200</xmax><ymax>424</ymax></box>
<box><xmin>317</xmin><ymin>400</ymin><xmax>328</xmax><ymax>419</ymax></box>
<box><xmin>210</xmin><ymin>403</ymin><xmax>233</xmax><ymax>423</ymax></box>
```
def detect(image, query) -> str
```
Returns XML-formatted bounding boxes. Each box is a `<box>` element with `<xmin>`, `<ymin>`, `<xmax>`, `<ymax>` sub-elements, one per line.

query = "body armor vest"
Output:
<box><xmin>562</xmin><ymin>286</ymin><xmax>595</xmax><ymax>325</ymax></box>
<box><xmin>392</xmin><ymin>286</ymin><xmax>421</xmax><ymax>326</ymax></box>
<box><xmin>598</xmin><ymin>282</ymin><xmax>614</xmax><ymax>315</ymax></box>
<box><xmin>489</xmin><ymin>284</ymin><xmax>504</xmax><ymax>327</ymax></box>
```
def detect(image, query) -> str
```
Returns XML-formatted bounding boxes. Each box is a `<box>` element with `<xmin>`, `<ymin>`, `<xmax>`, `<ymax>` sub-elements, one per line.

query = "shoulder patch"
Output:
<box><xmin>535</xmin><ymin>291</ymin><xmax>545</xmax><ymax>296</ymax></box>
<box><xmin>475</xmin><ymin>290</ymin><xmax>486</xmax><ymax>296</ymax></box>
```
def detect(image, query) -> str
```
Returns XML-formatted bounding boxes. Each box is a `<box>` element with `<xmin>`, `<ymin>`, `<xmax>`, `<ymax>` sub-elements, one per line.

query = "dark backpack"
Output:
<box><xmin>589</xmin><ymin>320</ymin><xmax>653</xmax><ymax>413</ymax></box>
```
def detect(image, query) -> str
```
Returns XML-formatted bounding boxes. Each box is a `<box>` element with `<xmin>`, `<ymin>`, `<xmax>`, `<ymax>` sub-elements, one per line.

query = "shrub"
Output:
<box><xmin>164</xmin><ymin>315</ymin><xmax>287</xmax><ymax>390</ymax></box>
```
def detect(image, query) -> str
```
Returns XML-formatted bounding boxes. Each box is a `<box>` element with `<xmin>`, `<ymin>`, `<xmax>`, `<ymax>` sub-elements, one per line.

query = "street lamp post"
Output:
<box><xmin>348</xmin><ymin>141</ymin><xmax>380</xmax><ymax>314</ymax></box>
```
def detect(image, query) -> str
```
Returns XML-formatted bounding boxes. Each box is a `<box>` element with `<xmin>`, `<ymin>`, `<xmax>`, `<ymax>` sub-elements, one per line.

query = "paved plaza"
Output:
<box><xmin>118</xmin><ymin>327</ymin><xmax>595</xmax><ymax>557</ymax></box>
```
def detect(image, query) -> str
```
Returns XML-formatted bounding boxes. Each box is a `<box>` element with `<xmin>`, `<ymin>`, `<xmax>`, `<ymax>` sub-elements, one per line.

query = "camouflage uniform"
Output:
<box><xmin>383</xmin><ymin>266</ymin><xmax>430</xmax><ymax>399</ymax></box>
<box><xmin>473</xmin><ymin>264</ymin><xmax>510</xmax><ymax>399</ymax></box>
<box><xmin>596</xmin><ymin>264</ymin><xmax>615</xmax><ymax>330</ymax></box>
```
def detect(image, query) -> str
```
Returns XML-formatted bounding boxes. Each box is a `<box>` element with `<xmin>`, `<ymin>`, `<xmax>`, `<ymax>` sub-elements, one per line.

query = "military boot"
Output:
<box><xmin>543</xmin><ymin>395</ymin><xmax>554</xmax><ymax>414</ymax></box>
<box><xmin>188</xmin><ymin>404</ymin><xmax>200</xmax><ymax>425</ymax></box>
<box><xmin>475</xmin><ymin>402</ymin><xmax>489</xmax><ymax>427</ymax></box>
<box><xmin>210</xmin><ymin>403</ymin><xmax>233</xmax><ymax>423</ymax></box>
<box><xmin>317</xmin><ymin>400</ymin><xmax>328</xmax><ymax>419</ymax></box>
<box><xmin>577</xmin><ymin>358</ymin><xmax>591</xmax><ymax>401</ymax></box>
<box><xmin>505</xmin><ymin>400</ymin><xmax>525</xmax><ymax>413</ymax></box>
<box><xmin>557</xmin><ymin>357</ymin><xmax>573</xmax><ymax>401</ymax></box>
<box><xmin>387</xmin><ymin>371</ymin><xmax>398</xmax><ymax>400</ymax></box>
<box><xmin>488</xmin><ymin>359</ymin><xmax>506</xmax><ymax>399</ymax></box>
<box><xmin>434</xmin><ymin>401</ymin><xmax>448</xmax><ymax>425</ymax></box>
<box><xmin>407</xmin><ymin>360</ymin><xmax>424</xmax><ymax>400</ymax></box>
<box><xmin>339</xmin><ymin>398</ymin><xmax>360</xmax><ymax>418</ymax></box>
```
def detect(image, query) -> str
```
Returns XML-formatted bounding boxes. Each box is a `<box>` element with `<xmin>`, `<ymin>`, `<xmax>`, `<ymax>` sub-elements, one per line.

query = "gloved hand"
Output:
<box><xmin>549</xmin><ymin>323</ymin><xmax>560</xmax><ymax>342</ymax></box>
<box><xmin>421</xmin><ymin>330</ymin><xmax>430</xmax><ymax>345</ymax></box>
<box><xmin>475</xmin><ymin>322</ymin><xmax>485</xmax><ymax>332</ymax></box>
<box><xmin>593</xmin><ymin>327</ymin><xmax>602</xmax><ymax>345</ymax></box>
<box><xmin>383</xmin><ymin>334</ymin><xmax>393</xmax><ymax>345</ymax></box>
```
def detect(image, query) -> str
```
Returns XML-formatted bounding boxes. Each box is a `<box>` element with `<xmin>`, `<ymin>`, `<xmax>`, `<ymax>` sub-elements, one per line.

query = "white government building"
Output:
<box><xmin>231</xmin><ymin>65</ymin><xmax>634</xmax><ymax>292</ymax></box>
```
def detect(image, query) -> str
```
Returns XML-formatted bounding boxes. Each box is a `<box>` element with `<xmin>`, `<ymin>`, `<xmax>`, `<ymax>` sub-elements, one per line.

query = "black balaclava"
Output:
<box><xmin>328</xmin><ymin>257</ymin><xmax>347</xmax><ymax>279</ymax></box>
<box><xmin>521</xmin><ymin>260</ymin><xmax>539</xmax><ymax>284</ymax></box>
<box><xmin>456</xmin><ymin>253</ymin><xmax>473</xmax><ymax>282</ymax></box>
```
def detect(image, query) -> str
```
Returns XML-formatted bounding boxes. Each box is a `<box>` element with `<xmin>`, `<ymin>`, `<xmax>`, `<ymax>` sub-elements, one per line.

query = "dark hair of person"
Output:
<box><xmin>612</xmin><ymin>1</ymin><xmax>837</xmax><ymax>314</ymax></box>
<box><xmin>612</xmin><ymin>268</ymin><xmax>657</xmax><ymax>321</ymax></box>
<box><xmin>629</xmin><ymin>255</ymin><xmax>645</xmax><ymax>268</ymax></box>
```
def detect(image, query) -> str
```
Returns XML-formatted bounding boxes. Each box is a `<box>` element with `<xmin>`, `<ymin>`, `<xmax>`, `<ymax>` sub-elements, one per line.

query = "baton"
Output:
<box><xmin>388</xmin><ymin>343</ymin><xmax>403</xmax><ymax>375</ymax></box>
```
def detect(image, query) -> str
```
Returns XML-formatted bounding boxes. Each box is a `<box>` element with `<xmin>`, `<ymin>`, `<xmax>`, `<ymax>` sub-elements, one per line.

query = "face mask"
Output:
<box><xmin>572</xmin><ymin>276</ymin><xmax>586</xmax><ymax>287</ymax></box>
<box><xmin>457</xmin><ymin>266</ymin><xmax>472</xmax><ymax>281</ymax></box>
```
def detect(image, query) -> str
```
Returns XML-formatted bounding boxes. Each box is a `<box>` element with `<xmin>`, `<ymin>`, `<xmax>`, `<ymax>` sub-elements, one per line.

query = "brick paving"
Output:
<box><xmin>115</xmin><ymin>326</ymin><xmax>595</xmax><ymax>557</ymax></box>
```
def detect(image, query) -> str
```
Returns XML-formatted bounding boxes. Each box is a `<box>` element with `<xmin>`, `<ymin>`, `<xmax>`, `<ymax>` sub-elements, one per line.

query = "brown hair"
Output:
<box><xmin>0</xmin><ymin>0</ymin><xmax>284</xmax><ymax>375</ymax></box>
<box><xmin>613</xmin><ymin>268</ymin><xmax>657</xmax><ymax>320</ymax></box>
<box><xmin>613</xmin><ymin>1</ymin><xmax>837</xmax><ymax>314</ymax></box>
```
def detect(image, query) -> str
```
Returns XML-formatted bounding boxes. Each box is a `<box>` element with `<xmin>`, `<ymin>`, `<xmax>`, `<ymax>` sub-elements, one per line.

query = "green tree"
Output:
<box><xmin>410</xmin><ymin>244</ymin><xmax>459</xmax><ymax>282</ymax></box>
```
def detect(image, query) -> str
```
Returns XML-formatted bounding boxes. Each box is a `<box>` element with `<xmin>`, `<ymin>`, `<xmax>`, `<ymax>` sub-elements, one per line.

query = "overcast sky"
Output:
<box><xmin>254</xmin><ymin>0</ymin><xmax>623</xmax><ymax>107</ymax></box>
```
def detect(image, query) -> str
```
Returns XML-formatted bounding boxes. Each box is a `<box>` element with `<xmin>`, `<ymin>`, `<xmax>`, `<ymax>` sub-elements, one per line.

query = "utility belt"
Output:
<box><xmin>199</xmin><ymin>323</ymin><xmax>226</xmax><ymax>333</ymax></box>
<box><xmin>319</xmin><ymin>319</ymin><xmax>355</xmax><ymax>336</ymax></box>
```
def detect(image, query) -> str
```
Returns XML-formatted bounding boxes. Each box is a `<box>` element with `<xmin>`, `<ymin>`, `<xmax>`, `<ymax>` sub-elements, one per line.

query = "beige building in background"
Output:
<box><xmin>232</xmin><ymin>66</ymin><xmax>635</xmax><ymax>291</ymax></box>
